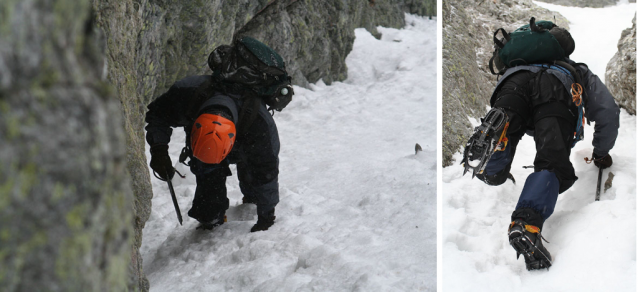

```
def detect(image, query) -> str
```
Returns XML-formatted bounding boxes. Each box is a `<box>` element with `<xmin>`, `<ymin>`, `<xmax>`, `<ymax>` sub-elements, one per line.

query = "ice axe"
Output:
<box><xmin>153</xmin><ymin>168</ymin><xmax>184</xmax><ymax>225</ymax></box>
<box><xmin>585</xmin><ymin>156</ymin><xmax>604</xmax><ymax>202</ymax></box>
<box><xmin>595</xmin><ymin>166</ymin><xmax>602</xmax><ymax>202</ymax></box>
<box><xmin>156</xmin><ymin>168</ymin><xmax>183</xmax><ymax>225</ymax></box>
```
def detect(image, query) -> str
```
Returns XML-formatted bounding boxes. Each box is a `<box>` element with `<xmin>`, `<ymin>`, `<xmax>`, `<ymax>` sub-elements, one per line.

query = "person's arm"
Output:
<box><xmin>145</xmin><ymin>75</ymin><xmax>209</xmax><ymax>147</ymax></box>
<box><xmin>578</xmin><ymin>65</ymin><xmax>620</xmax><ymax>157</ymax></box>
<box><xmin>145</xmin><ymin>75</ymin><xmax>209</xmax><ymax>179</ymax></box>
<box><xmin>145</xmin><ymin>88</ymin><xmax>178</xmax><ymax>148</ymax></box>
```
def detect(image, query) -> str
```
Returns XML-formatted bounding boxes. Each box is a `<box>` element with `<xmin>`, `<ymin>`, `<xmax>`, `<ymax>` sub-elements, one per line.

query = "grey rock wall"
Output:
<box><xmin>0</xmin><ymin>0</ymin><xmax>432</xmax><ymax>290</ymax></box>
<box><xmin>442</xmin><ymin>0</ymin><xmax>568</xmax><ymax>166</ymax></box>
<box><xmin>605</xmin><ymin>15</ymin><xmax>636</xmax><ymax>115</ymax></box>
<box><xmin>236</xmin><ymin>0</ymin><xmax>412</xmax><ymax>87</ymax></box>
<box><xmin>93</xmin><ymin>0</ymin><xmax>433</xmax><ymax>290</ymax></box>
<box><xmin>0</xmin><ymin>1</ymin><xmax>132</xmax><ymax>291</ymax></box>
<box><xmin>400</xmin><ymin>0</ymin><xmax>437</xmax><ymax>16</ymax></box>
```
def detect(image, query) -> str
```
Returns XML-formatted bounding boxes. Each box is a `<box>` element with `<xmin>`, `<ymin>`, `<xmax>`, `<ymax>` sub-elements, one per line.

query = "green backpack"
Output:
<box><xmin>489</xmin><ymin>17</ymin><xmax>573</xmax><ymax>75</ymax></box>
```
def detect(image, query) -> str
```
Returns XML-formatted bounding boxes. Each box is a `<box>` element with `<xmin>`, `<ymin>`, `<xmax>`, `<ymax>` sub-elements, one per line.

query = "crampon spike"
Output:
<box><xmin>461</xmin><ymin>108</ymin><xmax>509</xmax><ymax>178</ymax></box>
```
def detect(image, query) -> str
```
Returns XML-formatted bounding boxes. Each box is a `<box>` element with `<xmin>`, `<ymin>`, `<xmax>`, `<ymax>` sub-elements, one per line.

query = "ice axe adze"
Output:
<box><xmin>166</xmin><ymin>170</ymin><xmax>183</xmax><ymax>225</ymax></box>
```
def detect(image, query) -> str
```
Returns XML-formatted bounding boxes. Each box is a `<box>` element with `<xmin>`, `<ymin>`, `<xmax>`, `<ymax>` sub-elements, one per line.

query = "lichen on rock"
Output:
<box><xmin>0</xmin><ymin>1</ymin><xmax>132</xmax><ymax>291</ymax></box>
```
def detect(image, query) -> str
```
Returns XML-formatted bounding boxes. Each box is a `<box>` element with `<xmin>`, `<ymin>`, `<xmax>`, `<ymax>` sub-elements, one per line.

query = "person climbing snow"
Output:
<box><xmin>461</xmin><ymin>18</ymin><xmax>619</xmax><ymax>270</ymax></box>
<box><xmin>145</xmin><ymin>36</ymin><xmax>294</xmax><ymax>232</ymax></box>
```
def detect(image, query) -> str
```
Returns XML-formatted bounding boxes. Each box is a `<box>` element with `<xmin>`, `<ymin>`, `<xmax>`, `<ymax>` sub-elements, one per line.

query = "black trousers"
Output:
<box><xmin>187</xmin><ymin>102</ymin><xmax>280</xmax><ymax>223</ymax></box>
<box><xmin>477</xmin><ymin>70</ymin><xmax>578</xmax><ymax>228</ymax></box>
<box><xmin>187</xmin><ymin>165</ymin><xmax>230</xmax><ymax>223</ymax></box>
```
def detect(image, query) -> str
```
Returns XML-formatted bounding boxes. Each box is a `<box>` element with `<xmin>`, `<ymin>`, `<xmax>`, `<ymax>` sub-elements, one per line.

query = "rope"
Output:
<box><xmin>571</xmin><ymin>83</ymin><xmax>585</xmax><ymax>148</ymax></box>
<box><xmin>571</xmin><ymin>83</ymin><xmax>583</xmax><ymax>106</ymax></box>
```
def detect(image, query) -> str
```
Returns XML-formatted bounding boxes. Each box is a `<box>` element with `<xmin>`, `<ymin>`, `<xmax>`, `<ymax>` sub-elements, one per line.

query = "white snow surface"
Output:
<box><xmin>534</xmin><ymin>0</ymin><xmax>636</xmax><ymax>83</ymax></box>
<box><xmin>142</xmin><ymin>14</ymin><xmax>437</xmax><ymax>292</ymax></box>
<box><xmin>443</xmin><ymin>2</ymin><xmax>636</xmax><ymax>291</ymax></box>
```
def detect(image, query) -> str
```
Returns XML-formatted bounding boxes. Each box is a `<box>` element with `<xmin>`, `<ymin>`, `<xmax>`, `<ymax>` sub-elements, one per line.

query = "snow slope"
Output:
<box><xmin>535</xmin><ymin>0</ymin><xmax>636</xmax><ymax>83</ymax></box>
<box><xmin>141</xmin><ymin>14</ymin><xmax>437</xmax><ymax>292</ymax></box>
<box><xmin>443</xmin><ymin>2</ymin><xmax>636</xmax><ymax>291</ymax></box>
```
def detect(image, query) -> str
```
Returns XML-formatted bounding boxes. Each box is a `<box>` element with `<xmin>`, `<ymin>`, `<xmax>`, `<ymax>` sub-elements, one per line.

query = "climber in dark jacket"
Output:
<box><xmin>465</xmin><ymin>22</ymin><xmax>619</xmax><ymax>270</ymax></box>
<box><xmin>145</xmin><ymin>37</ymin><xmax>293</xmax><ymax>232</ymax></box>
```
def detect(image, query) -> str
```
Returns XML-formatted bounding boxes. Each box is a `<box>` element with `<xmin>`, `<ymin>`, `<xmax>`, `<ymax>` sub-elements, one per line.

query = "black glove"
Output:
<box><xmin>592</xmin><ymin>151</ymin><xmax>613</xmax><ymax>169</ymax></box>
<box><xmin>150</xmin><ymin>145</ymin><xmax>175</xmax><ymax>180</ymax></box>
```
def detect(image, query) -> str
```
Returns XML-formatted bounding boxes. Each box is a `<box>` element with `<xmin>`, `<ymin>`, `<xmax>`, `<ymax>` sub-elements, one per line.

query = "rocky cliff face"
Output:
<box><xmin>235</xmin><ymin>0</ymin><xmax>421</xmax><ymax>87</ymax></box>
<box><xmin>92</xmin><ymin>0</ymin><xmax>433</xmax><ymax>291</ymax></box>
<box><xmin>0</xmin><ymin>0</ymin><xmax>433</xmax><ymax>290</ymax></box>
<box><xmin>442</xmin><ymin>0</ymin><xmax>568</xmax><ymax>166</ymax></box>
<box><xmin>605</xmin><ymin>15</ymin><xmax>636</xmax><ymax>115</ymax></box>
<box><xmin>0</xmin><ymin>1</ymin><xmax>132</xmax><ymax>291</ymax></box>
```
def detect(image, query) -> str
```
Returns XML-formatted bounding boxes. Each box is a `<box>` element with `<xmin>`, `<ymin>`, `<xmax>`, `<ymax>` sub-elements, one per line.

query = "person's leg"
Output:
<box><xmin>475</xmin><ymin>120</ymin><xmax>523</xmax><ymax>186</ymax></box>
<box><xmin>532</xmin><ymin>114</ymin><xmax>578</xmax><ymax>194</ymax></box>
<box><xmin>235</xmin><ymin>105</ymin><xmax>280</xmax><ymax>231</ymax></box>
<box><xmin>510</xmin><ymin>172</ymin><xmax>556</xmax><ymax>270</ymax></box>
<box><xmin>508</xmin><ymin>103</ymin><xmax>576</xmax><ymax>270</ymax></box>
<box><xmin>513</xmin><ymin>103</ymin><xmax>577</xmax><ymax>229</ymax></box>
<box><xmin>188</xmin><ymin>161</ymin><xmax>231</xmax><ymax>226</ymax></box>
<box><xmin>475</xmin><ymin>99</ymin><xmax>529</xmax><ymax>185</ymax></box>
<box><xmin>237</xmin><ymin>160</ymin><xmax>279</xmax><ymax>218</ymax></box>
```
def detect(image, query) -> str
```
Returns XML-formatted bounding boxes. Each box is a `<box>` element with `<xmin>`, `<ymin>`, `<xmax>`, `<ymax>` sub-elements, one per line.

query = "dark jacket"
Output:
<box><xmin>145</xmin><ymin>75</ymin><xmax>280</xmax><ymax>213</ymax></box>
<box><xmin>489</xmin><ymin>60</ymin><xmax>620</xmax><ymax>156</ymax></box>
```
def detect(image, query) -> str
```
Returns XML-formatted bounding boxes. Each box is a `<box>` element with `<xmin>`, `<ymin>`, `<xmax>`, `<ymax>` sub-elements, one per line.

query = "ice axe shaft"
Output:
<box><xmin>166</xmin><ymin>171</ymin><xmax>183</xmax><ymax>225</ymax></box>
<box><xmin>595</xmin><ymin>166</ymin><xmax>602</xmax><ymax>201</ymax></box>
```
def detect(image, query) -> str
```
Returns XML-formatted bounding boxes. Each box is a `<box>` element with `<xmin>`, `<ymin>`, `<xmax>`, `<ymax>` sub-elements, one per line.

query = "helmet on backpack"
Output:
<box><xmin>549</xmin><ymin>27</ymin><xmax>575</xmax><ymax>57</ymax></box>
<box><xmin>191</xmin><ymin>113</ymin><xmax>236</xmax><ymax>164</ymax></box>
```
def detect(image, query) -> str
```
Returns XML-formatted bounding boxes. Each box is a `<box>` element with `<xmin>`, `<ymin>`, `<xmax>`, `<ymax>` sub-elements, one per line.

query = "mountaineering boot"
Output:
<box><xmin>196</xmin><ymin>212</ymin><xmax>227</xmax><ymax>230</ymax></box>
<box><xmin>462</xmin><ymin>107</ymin><xmax>510</xmax><ymax>178</ymax></box>
<box><xmin>508</xmin><ymin>219</ymin><xmax>552</xmax><ymax>270</ymax></box>
<box><xmin>251</xmin><ymin>208</ymin><xmax>276</xmax><ymax>232</ymax></box>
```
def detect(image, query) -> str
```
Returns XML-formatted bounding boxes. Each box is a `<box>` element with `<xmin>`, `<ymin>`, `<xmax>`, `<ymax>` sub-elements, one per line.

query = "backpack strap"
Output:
<box><xmin>490</xmin><ymin>28</ymin><xmax>510</xmax><ymax>76</ymax></box>
<box><xmin>554</xmin><ymin>60</ymin><xmax>588</xmax><ymax>147</ymax></box>
<box><xmin>554</xmin><ymin>60</ymin><xmax>587</xmax><ymax>113</ymax></box>
<box><xmin>493</xmin><ymin>28</ymin><xmax>510</xmax><ymax>49</ymax></box>
<box><xmin>236</xmin><ymin>91</ymin><xmax>261</xmax><ymax>139</ymax></box>
<box><xmin>529</xmin><ymin>17</ymin><xmax>546</xmax><ymax>32</ymax></box>
<box><xmin>530</xmin><ymin>66</ymin><xmax>549</xmax><ymax>102</ymax></box>
<box><xmin>554</xmin><ymin>61</ymin><xmax>582</xmax><ymax>86</ymax></box>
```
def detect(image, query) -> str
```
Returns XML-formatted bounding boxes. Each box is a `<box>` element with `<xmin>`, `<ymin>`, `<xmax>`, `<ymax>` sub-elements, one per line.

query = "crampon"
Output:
<box><xmin>508</xmin><ymin>219</ymin><xmax>552</xmax><ymax>271</ymax></box>
<box><xmin>461</xmin><ymin>108</ymin><xmax>510</xmax><ymax>178</ymax></box>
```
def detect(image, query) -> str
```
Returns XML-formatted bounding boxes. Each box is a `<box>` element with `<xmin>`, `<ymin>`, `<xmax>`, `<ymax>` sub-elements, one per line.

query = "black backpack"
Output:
<box><xmin>180</xmin><ymin>37</ymin><xmax>294</xmax><ymax>166</ymax></box>
<box><xmin>207</xmin><ymin>36</ymin><xmax>293</xmax><ymax>112</ymax></box>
